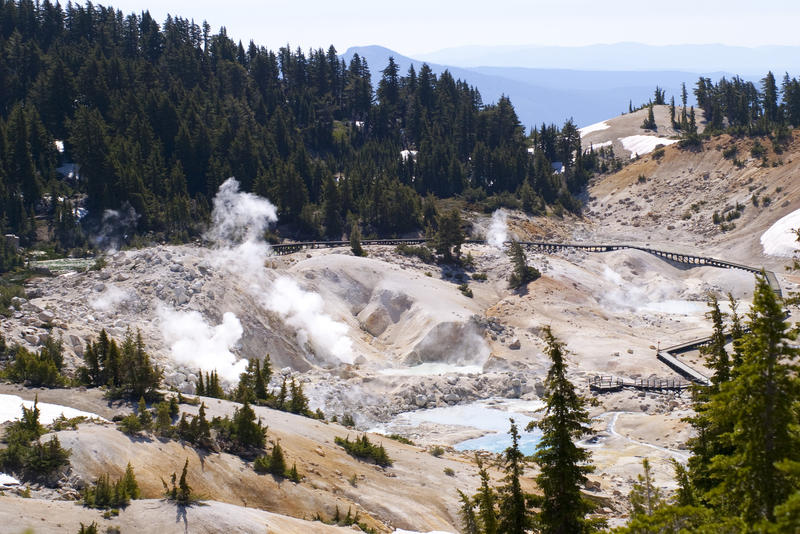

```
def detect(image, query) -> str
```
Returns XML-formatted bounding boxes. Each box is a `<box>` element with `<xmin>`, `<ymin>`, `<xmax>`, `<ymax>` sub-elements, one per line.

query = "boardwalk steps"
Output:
<box><xmin>270</xmin><ymin>238</ymin><xmax>782</xmax><ymax>386</ymax></box>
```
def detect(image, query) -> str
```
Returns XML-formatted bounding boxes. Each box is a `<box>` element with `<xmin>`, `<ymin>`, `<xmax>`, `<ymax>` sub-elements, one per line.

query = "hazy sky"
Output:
<box><xmin>104</xmin><ymin>0</ymin><xmax>800</xmax><ymax>55</ymax></box>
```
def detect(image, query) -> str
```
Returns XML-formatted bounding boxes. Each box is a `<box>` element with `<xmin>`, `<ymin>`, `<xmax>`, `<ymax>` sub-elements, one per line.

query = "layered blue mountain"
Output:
<box><xmin>342</xmin><ymin>45</ymin><xmax>748</xmax><ymax>128</ymax></box>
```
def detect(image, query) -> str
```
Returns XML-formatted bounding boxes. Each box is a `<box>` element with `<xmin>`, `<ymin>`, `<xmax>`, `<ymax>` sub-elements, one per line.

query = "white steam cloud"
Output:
<box><xmin>159</xmin><ymin>307</ymin><xmax>247</xmax><ymax>382</ymax></box>
<box><xmin>205</xmin><ymin>177</ymin><xmax>278</xmax><ymax>275</ymax></box>
<box><xmin>159</xmin><ymin>177</ymin><xmax>356</xmax><ymax>379</ymax></box>
<box><xmin>267</xmin><ymin>277</ymin><xmax>354</xmax><ymax>364</ymax></box>
<box><xmin>487</xmin><ymin>209</ymin><xmax>508</xmax><ymax>248</ymax></box>
<box><xmin>90</xmin><ymin>203</ymin><xmax>140</xmax><ymax>253</ymax></box>
<box><xmin>90</xmin><ymin>284</ymin><xmax>132</xmax><ymax>312</ymax></box>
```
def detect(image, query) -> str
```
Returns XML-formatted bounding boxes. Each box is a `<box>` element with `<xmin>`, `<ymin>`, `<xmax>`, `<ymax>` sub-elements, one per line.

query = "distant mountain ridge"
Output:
<box><xmin>342</xmin><ymin>45</ymin><xmax>739</xmax><ymax>128</ymax></box>
<box><xmin>415</xmin><ymin>43</ymin><xmax>800</xmax><ymax>74</ymax></box>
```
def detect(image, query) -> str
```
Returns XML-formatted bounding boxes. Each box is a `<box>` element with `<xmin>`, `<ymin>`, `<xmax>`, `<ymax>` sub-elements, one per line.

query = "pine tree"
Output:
<box><xmin>177</xmin><ymin>459</ymin><xmax>191</xmax><ymax>503</ymax></box>
<box><xmin>232</xmin><ymin>399</ymin><xmax>266</xmax><ymax>449</ymax></box>
<box><xmin>253</xmin><ymin>359</ymin><xmax>268</xmax><ymax>401</ymax></box>
<box><xmin>669</xmin><ymin>96</ymin><xmax>677</xmax><ymax>128</ymax></box>
<box><xmin>458</xmin><ymin>489</ymin><xmax>480</xmax><ymax>534</ymax></box>
<box><xmin>122</xmin><ymin>462</ymin><xmax>140</xmax><ymax>500</ymax></box>
<box><xmin>277</xmin><ymin>377</ymin><xmax>288</xmax><ymax>410</ymax></box>
<box><xmin>641</xmin><ymin>103</ymin><xmax>657</xmax><ymax>130</ymax></box>
<box><xmin>155</xmin><ymin>401</ymin><xmax>172</xmax><ymax>436</ymax></box>
<box><xmin>528</xmin><ymin>327</ymin><xmax>599</xmax><ymax>534</ymax></box>
<box><xmin>269</xmin><ymin>440</ymin><xmax>287</xmax><ymax>476</ymax></box>
<box><xmin>137</xmin><ymin>397</ymin><xmax>152</xmax><ymax>431</ymax></box>
<box><xmin>701</xmin><ymin>295</ymin><xmax>730</xmax><ymax>387</ymax></box>
<box><xmin>196</xmin><ymin>371</ymin><xmax>205</xmax><ymax>396</ymax></box>
<box><xmin>195</xmin><ymin>402</ymin><xmax>211</xmax><ymax>443</ymax></box>
<box><xmin>289</xmin><ymin>378</ymin><xmax>309</xmax><ymax>415</ymax></box>
<box><xmin>433</xmin><ymin>209</ymin><xmax>464</xmax><ymax>263</ymax></box>
<box><xmin>497</xmin><ymin>418</ymin><xmax>532</xmax><ymax>534</ymax></box>
<box><xmin>349</xmin><ymin>221</ymin><xmax>365</xmax><ymax>257</ymax></box>
<box><xmin>475</xmin><ymin>454</ymin><xmax>498</xmax><ymax>534</ymax></box>
<box><xmin>628</xmin><ymin>458</ymin><xmax>663</xmax><ymax>518</ymax></box>
<box><xmin>727</xmin><ymin>292</ymin><xmax>746</xmax><ymax>372</ymax></box>
<box><xmin>508</xmin><ymin>241</ymin><xmax>540</xmax><ymax>289</ymax></box>
<box><xmin>707</xmin><ymin>273</ymin><xmax>799</xmax><ymax>524</ymax></box>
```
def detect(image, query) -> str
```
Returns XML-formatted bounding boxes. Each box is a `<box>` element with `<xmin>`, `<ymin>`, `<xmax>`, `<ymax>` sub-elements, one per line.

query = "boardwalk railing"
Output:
<box><xmin>590</xmin><ymin>375</ymin><xmax>690</xmax><ymax>392</ymax></box>
<box><xmin>270</xmin><ymin>237</ymin><xmax>782</xmax><ymax>385</ymax></box>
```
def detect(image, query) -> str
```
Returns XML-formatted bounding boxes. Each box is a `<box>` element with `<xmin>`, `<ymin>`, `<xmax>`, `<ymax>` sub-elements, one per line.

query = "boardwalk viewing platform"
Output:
<box><xmin>590</xmin><ymin>375</ymin><xmax>691</xmax><ymax>393</ymax></box>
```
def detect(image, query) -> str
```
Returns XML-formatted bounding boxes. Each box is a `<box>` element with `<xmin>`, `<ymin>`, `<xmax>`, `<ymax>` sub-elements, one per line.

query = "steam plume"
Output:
<box><xmin>487</xmin><ymin>209</ymin><xmax>508</xmax><ymax>248</ymax></box>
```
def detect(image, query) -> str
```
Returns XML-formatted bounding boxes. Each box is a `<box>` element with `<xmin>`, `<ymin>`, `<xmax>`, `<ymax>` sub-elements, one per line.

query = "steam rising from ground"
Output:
<box><xmin>90</xmin><ymin>203</ymin><xmax>140</xmax><ymax>253</ymax></box>
<box><xmin>267</xmin><ymin>277</ymin><xmax>354</xmax><ymax>364</ymax></box>
<box><xmin>90</xmin><ymin>284</ymin><xmax>132</xmax><ymax>312</ymax></box>
<box><xmin>159</xmin><ymin>178</ymin><xmax>355</xmax><ymax>380</ymax></box>
<box><xmin>159</xmin><ymin>308</ymin><xmax>247</xmax><ymax>382</ymax></box>
<box><xmin>487</xmin><ymin>209</ymin><xmax>508</xmax><ymax>248</ymax></box>
<box><xmin>205</xmin><ymin>178</ymin><xmax>278</xmax><ymax>275</ymax></box>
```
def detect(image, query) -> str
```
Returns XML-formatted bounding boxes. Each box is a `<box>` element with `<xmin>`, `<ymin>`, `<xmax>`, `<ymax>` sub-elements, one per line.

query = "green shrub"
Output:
<box><xmin>0</xmin><ymin>396</ymin><xmax>71</xmax><ymax>483</ymax></box>
<box><xmin>430</xmin><ymin>445</ymin><xmax>445</xmax><ymax>457</ymax></box>
<box><xmin>162</xmin><ymin>459</ymin><xmax>196</xmax><ymax>505</ymax></box>
<box><xmin>471</xmin><ymin>272</ymin><xmax>487</xmax><ymax>281</ymax></box>
<box><xmin>335</xmin><ymin>434</ymin><xmax>392</xmax><ymax>467</ymax></box>
<box><xmin>0</xmin><ymin>283</ymin><xmax>24</xmax><ymax>317</ymax></box>
<box><xmin>395</xmin><ymin>244</ymin><xmax>434</xmax><ymax>263</ymax></box>
<box><xmin>458</xmin><ymin>283</ymin><xmax>473</xmax><ymax>298</ymax></box>
<box><xmin>443</xmin><ymin>467</ymin><xmax>455</xmax><ymax>476</ymax></box>
<box><xmin>117</xmin><ymin>414</ymin><xmax>142</xmax><ymax>435</ymax></box>
<box><xmin>722</xmin><ymin>145</ymin><xmax>738</xmax><ymax>159</ymax></box>
<box><xmin>253</xmin><ymin>442</ymin><xmax>300</xmax><ymax>481</ymax></box>
<box><xmin>387</xmin><ymin>434</ymin><xmax>415</xmax><ymax>445</ymax></box>
<box><xmin>83</xmin><ymin>463</ymin><xmax>140</xmax><ymax>509</ymax></box>
<box><xmin>2</xmin><ymin>337</ymin><xmax>66</xmax><ymax>387</ymax></box>
<box><xmin>750</xmin><ymin>141</ymin><xmax>766</xmax><ymax>158</ymax></box>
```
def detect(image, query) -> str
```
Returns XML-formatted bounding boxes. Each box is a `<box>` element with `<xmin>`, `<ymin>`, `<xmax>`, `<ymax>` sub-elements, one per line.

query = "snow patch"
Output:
<box><xmin>0</xmin><ymin>394</ymin><xmax>105</xmax><ymax>424</ymax></box>
<box><xmin>761</xmin><ymin>208</ymin><xmax>800</xmax><ymax>257</ymax></box>
<box><xmin>619</xmin><ymin>135</ymin><xmax>677</xmax><ymax>158</ymax></box>
<box><xmin>400</xmin><ymin>149</ymin><xmax>418</xmax><ymax>161</ymax></box>
<box><xmin>0</xmin><ymin>473</ymin><xmax>20</xmax><ymax>486</ymax></box>
<box><xmin>586</xmin><ymin>140</ymin><xmax>612</xmax><ymax>151</ymax></box>
<box><xmin>579</xmin><ymin>120</ymin><xmax>610</xmax><ymax>137</ymax></box>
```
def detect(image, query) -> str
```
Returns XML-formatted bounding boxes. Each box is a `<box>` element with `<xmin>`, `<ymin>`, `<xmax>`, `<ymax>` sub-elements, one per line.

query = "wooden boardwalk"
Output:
<box><xmin>590</xmin><ymin>375</ymin><xmax>691</xmax><ymax>393</ymax></box>
<box><xmin>269</xmin><ymin>237</ymin><xmax>782</xmax><ymax>386</ymax></box>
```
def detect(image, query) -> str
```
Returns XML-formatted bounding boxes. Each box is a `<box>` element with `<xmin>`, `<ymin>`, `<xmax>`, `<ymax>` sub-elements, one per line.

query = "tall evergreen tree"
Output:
<box><xmin>458</xmin><ymin>489</ymin><xmax>480</xmax><ymax>534</ymax></box>
<box><xmin>702</xmin><ymin>295</ymin><xmax>730</xmax><ymax>387</ymax></box>
<box><xmin>497</xmin><ymin>419</ymin><xmax>532</xmax><ymax>534</ymax></box>
<box><xmin>707</xmin><ymin>273</ymin><xmax>799</xmax><ymax>524</ymax></box>
<box><xmin>508</xmin><ymin>241</ymin><xmax>540</xmax><ymax>289</ymax></box>
<box><xmin>528</xmin><ymin>327</ymin><xmax>600</xmax><ymax>534</ymax></box>
<box><xmin>475</xmin><ymin>454</ymin><xmax>498</xmax><ymax>534</ymax></box>
<box><xmin>628</xmin><ymin>458</ymin><xmax>663</xmax><ymax>519</ymax></box>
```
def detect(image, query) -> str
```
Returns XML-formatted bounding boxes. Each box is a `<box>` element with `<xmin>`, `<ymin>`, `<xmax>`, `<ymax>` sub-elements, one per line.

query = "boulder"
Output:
<box><xmin>38</xmin><ymin>310</ymin><xmax>55</xmax><ymax>323</ymax></box>
<box><xmin>443</xmin><ymin>393</ymin><xmax>460</xmax><ymax>403</ymax></box>
<box><xmin>414</xmin><ymin>394</ymin><xmax>428</xmax><ymax>407</ymax></box>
